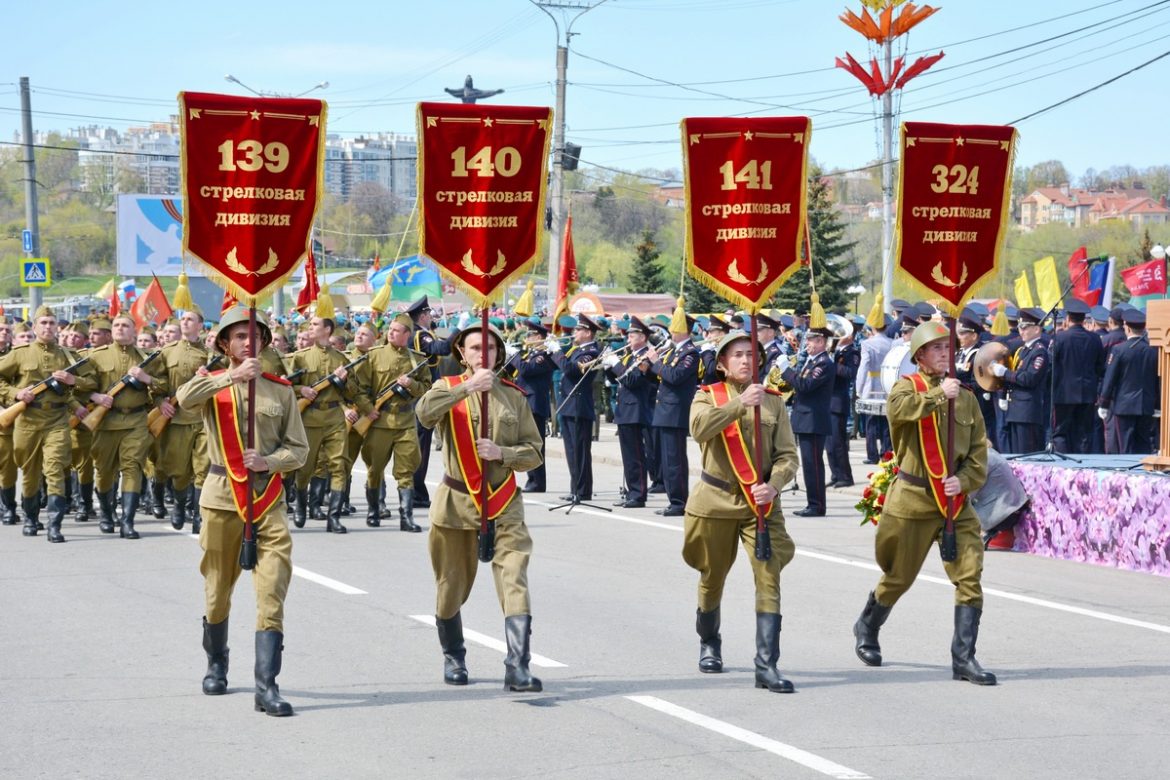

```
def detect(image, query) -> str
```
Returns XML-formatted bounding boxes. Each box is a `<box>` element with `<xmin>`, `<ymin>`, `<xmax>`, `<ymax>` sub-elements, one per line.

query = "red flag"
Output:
<box><xmin>372</xmin><ymin>252</ymin><xmax>380</xmax><ymax>273</ymax></box>
<box><xmin>129</xmin><ymin>276</ymin><xmax>174</xmax><ymax>329</ymax></box>
<box><xmin>1120</xmin><ymin>258</ymin><xmax>1167</xmax><ymax>297</ymax></box>
<box><xmin>296</xmin><ymin>245</ymin><xmax>320</xmax><ymax>313</ymax></box>
<box><xmin>552</xmin><ymin>214</ymin><xmax>579</xmax><ymax>325</ymax></box>
<box><xmin>1067</xmin><ymin>246</ymin><xmax>1094</xmax><ymax>305</ymax></box>
<box><xmin>109</xmin><ymin>288</ymin><xmax>121</xmax><ymax>317</ymax></box>
<box><xmin>221</xmin><ymin>289</ymin><xmax>237</xmax><ymax>315</ymax></box>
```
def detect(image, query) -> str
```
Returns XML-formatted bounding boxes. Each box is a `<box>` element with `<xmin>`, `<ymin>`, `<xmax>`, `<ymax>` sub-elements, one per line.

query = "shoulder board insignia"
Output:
<box><xmin>500</xmin><ymin>378</ymin><xmax>530</xmax><ymax>396</ymax></box>
<box><xmin>262</xmin><ymin>372</ymin><xmax>291</xmax><ymax>386</ymax></box>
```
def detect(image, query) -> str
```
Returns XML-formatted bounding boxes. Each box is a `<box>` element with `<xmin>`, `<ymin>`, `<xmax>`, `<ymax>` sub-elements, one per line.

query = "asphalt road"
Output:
<box><xmin>2</xmin><ymin>425</ymin><xmax>1168</xmax><ymax>779</ymax></box>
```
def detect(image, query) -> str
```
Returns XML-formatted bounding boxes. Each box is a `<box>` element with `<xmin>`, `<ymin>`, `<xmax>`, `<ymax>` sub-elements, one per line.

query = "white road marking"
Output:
<box><xmin>626</xmin><ymin>695</ymin><xmax>871</xmax><ymax>780</ymax></box>
<box><xmin>409</xmin><ymin>614</ymin><xmax>568</xmax><ymax>668</ymax></box>
<box><xmin>524</xmin><ymin>498</ymin><xmax>682</xmax><ymax>531</ymax></box>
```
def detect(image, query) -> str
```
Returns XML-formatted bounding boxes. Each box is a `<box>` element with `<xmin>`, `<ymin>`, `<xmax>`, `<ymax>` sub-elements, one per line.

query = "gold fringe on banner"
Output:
<box><xmin>172</xmin><ymin>271</ymin><xmax>194</xmax><ymax>311</ymax></box>
<box><xmin>865</xmin><ymin>291</ymin><xmax>885</xmax><ymax>329</ymax></box>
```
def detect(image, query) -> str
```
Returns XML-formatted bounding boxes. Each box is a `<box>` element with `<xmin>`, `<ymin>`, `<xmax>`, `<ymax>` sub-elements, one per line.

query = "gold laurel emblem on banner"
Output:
<box><xmin>931</xmin><ymin>261</ymin><xmax>968</xmax><ymax>288</ymax></box>
<box><xmin>225</xmin><ymin>247</ymin><xmax>280</xmax><ymax>277</ymax></box>
<box><xmin>727</xmin><ymin>257</ymin><xmax>769</xmax><ymax>286</ymax></box>
<box><xmin>460</xmin><ymin>249</ymin><xmax>507</xmax><ymax>278</ymax></box>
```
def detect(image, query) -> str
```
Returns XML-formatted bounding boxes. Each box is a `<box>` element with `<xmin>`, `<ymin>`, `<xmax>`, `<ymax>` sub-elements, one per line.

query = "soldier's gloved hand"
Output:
<box><xmin>1098</xmin><ymin>407</ymin><xmax>1109</xmax><ymax>420</ymax></box>
<box><xmin>991</xmin><ymin>362</ymin><xmax>1007</xmax><ymax>378</ymax></box>
<box><xmin>982</xmin><ymin>392</ymin><xmax>991</xmax><ymax>401</ymax></box>
<box><xmin>601</xmin><ymin>353</ymin><xmax>620</xmax><ymax>369</ymax></box>
<box><xmin>997</xmin><ymin>398</ymin><xmax>1008</xmax><ymax>411</ymax></box>
<box><xmin>774</xmin><ymin>354</ymin><xmax>791</xmax><ymax>375</ymax></box>
<box><xmin>544</xmin><ymin>337</ymin><xmax>562</xmax><ymax>354</ymax></box>
<box><xmin>700</xmin><ymin>340</ymin><xmax>715</xmax><ymax>353</ymax></box>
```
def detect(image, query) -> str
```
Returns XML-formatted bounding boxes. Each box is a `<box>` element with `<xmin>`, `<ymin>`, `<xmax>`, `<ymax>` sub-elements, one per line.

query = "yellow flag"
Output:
<box><xmin>1033</xmin><ymin>255</ymin><xmax>1061</xmax><ymax>311</ymax></box>
<box><xmin>1014</xmin><ymin>271</ymin><xmax>1034</xmax><ymax>309</ymax></box>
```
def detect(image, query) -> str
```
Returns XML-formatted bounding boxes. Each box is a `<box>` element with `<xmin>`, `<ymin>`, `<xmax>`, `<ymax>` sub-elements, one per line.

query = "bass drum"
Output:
<box><xmin>880</xmin><ymin>342</ymin><xmax>914</xmax><ymax>395</ymax></box>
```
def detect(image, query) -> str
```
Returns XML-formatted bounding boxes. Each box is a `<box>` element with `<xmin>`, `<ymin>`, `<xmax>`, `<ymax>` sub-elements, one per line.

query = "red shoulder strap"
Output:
<box><xmin>262</xmin><ymin>372</ymin><xmax>290</xmax><ymax>386</ymax></box>
<box><xmin>500</xmin><ymin>378</ymin><xmax>529</xmax><ymax>396</ymax></box>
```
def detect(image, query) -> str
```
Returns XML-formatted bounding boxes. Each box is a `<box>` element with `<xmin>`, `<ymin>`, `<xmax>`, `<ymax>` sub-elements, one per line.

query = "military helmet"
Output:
<box><xmin>909</xmin><ymin>320</ymin><xmax>949</xmax><ymax>360</ymax></box>
<box><xmin>216</xmin><ymin>307</ymin><xmax>273</xmax><ymax>351</ymax></box>
<box><xmin>452</xmin><ymin>323</ymin><xmax>508</xmax><ymax>370</ymax></box>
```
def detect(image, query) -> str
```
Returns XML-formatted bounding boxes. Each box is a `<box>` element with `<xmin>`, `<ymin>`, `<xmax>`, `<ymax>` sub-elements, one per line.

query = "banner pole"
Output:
<box><xmin>239</xmin><ymin>305</ymin><xmax>258</xmax><ymax>571</ymax></box>
<box><xmin>476</xmin><ymin>307</ymin><xmax>494</xmax><ymax>563</ymax></box>
<box><xmin>940</xmin><ymin>316</ymin><xmax>958</xmax><ymax>562</ymax></box>
<box><xmin>750</xmin><ymin>313</ymin><xmax>771</xmax><ymax>562</ymax></box>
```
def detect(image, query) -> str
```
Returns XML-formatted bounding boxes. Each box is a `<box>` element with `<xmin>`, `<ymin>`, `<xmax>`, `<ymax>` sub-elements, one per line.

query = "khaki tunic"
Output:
<box><xmin>415</xmin><ymin>375</ymin><xmax>542</xmax><ymax>619</ymax></box>
<box><xmin>359</xmin><ymin>343</ymin><xmax>430</xmax><ymax>489</ymax></box>
<box><xmin>684</xmin><ymin>383</ymin><xmax>799</xmax><ymax>614</ymax></box>
<box><xmin>152</xmin><ymin>339</ymin><xmax>213</xmax><ymax>490</ymax></box>
<box><xmin>288</xmin><ymin>344</ymin><xmax>370</xmax><ymax>490</ymax></box>
<box><xmin>0</xmin><ymin>341</ymin><xmax>85</xmax><ymax>497</ymax></box>
<box><xmin>86</xmin><ymin>343</ymin><xmax>158</xmax><ymax>493</ymax></box>
<box><xmin>874</xmin><ymin>372</ymin><xmax>989</xmax><ymax>608</ymax></box>
<box><xmin>176</xmin><ymin>371</ymin><xmax>309</xmax><ymax>631</ymax></box>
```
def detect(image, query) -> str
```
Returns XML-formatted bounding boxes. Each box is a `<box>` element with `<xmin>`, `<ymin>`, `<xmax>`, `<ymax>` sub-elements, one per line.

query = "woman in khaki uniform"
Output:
<box><xmin>685</xmin><ymin>331</ymin><xmax>800</xmax><ymax>693</ymax></box>
<box><xmin>415</xmin><ymin>325</ymin><xmax>544</xmax><ymax>692</ymax></box>
<box><xmin>852</xmin><ymin>321</ymin><xmax>995</xmax><ymax>685</ymax></box>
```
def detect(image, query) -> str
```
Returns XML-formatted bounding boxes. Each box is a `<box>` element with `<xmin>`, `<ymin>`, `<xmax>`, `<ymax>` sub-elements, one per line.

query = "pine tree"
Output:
<box><xmin>774</xmin><ymin>168</ymin><xmax>859</xmax><ymax>312</ymax></box>
<box><xmin>684</xmin><ymin>268</ymin><xmax>735</xmax><ymax>314</ymax></box>
<box><xmin>629</xmin><ymin>229</ymin><xmax>665</xmax><ymax>294</ymax></box>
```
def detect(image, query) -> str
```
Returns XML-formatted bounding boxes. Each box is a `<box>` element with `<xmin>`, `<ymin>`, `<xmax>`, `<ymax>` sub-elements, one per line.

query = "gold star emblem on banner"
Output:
<box><xmin>955</xmin><ymin>137</ymin><xmax>965</xmax><ymax>146</ymax></box>
<box><xmin>906</xmin><ymin>137</ymin><xmax>917</xmax><ymax>147</ymax></box>
<box><xmin>743</xmin><ymin>131</ymin><xmax>754</xmax><ymax>141</ymax></box>
<box><xmin>483</xmin><ymin>117</ymin><xmax>494</xmax><ymax>127</ymax></box>
<box><xmin>250</xmin><ymin>110</ymin><xmax>261</xmax><ymax>120</ymax></box>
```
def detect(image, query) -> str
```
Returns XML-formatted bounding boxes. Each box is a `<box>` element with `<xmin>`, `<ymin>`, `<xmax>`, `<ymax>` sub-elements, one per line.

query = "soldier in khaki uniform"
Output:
<box><xmin>415</xmin><ymin>325</ymin><xmax>544</xmax><ymax>692</ymax></box>
<box><xmin>85</xmin><ymin>314</ymin><xmax>160</xmax><ymax>540</ymax></box>
<box><xmin>288</xmin><ymin>315</ymin><xmax>370</xmax><ymax>534</ymax></box>
<box><xmin>60</xmin><ymin>321</ymin><xmax>96</xmax><ymax>523</ymax></box>
<box><xmin>339</xmin><ymin>322</ymin><xmax>377</xmax><ymax>517</ymax></box>
<box><xmin>152</xmin><ymin>309</ymin><xmax>214</xmax><ymax>533</ymax></box>
<box><xmin>358</xmin><ymin>314</ymin><xmax>429</xmax><ymax>530</ymax></box>
<box><xmin>685</xmin><ymin>331</ymin><xmax>800</xmax><ymax>693</ymax></box>
<box><xmin>176</xmin><ymin>307</ymin><xmax>308</xmax><ymax>717</ymax></box>
<box><xmin>852</xmin><ymin>321</ymin><xmax>994</xmax><ymax>685</ymax></box>
<box><xmin>0</xmin><ymin>307</ymin><xmax>89</xmax><ymax>542</ymax></box>
<box><xmin>0</xmin><ymin>318</ymin><xmax>17</xmax><ymax>526</ymax></box>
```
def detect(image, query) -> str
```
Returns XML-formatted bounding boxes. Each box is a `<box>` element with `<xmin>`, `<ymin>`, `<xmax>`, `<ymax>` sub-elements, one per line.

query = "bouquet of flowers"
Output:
<box><xmin>856</xmin><ymin>451</ymin><xmax>898</xmax><ymax>526</ymax></box>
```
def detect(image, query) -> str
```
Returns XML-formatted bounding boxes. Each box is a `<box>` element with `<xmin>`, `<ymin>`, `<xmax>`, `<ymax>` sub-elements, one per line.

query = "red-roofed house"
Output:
<box><xmin>1018</xmin><ymin>184</ymin><xmax>1095</xmax><ymax>229</ymax></box>
<box><xmin>1089</xmin><ymin>194</ymin><xmax>1170</xmax><ymax>226</ymax></box>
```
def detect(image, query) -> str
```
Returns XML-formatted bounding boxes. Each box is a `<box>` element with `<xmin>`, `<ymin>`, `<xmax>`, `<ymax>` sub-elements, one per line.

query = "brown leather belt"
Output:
<box><xmin>700</xmin><ymin>471</ymin><xmax>733</xmax><ymax>491</ymax></box>
<box><xmin>111</xmin><ymin>404</ymin><xmax>149</xmax><ymax>415</ymax></box>
<box><xmin>208</xmin><ymin>463</ymin><xmax>273</xmax><ymax>482</ymax></box>
<box><xmin>443</xmin><ymin>473</ymin><xmax>469</xmax><ymax>494</ymax></box>
<box><xmin>27</xmin><ymin>400</ymin><xmax>68</xmax><ymax>409</ymax></box>
<box><xmin>309</xmin><ymin>400</ymin><xmax>342</xmax><ymax>410</ymax></box>
<box><xmin>897</xmin><ymin>471</ymin><xmax>929</xmax><ymax>488</ymax></box>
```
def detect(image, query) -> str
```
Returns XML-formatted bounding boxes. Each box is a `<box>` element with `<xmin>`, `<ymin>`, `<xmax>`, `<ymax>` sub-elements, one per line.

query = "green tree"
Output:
<box><xmin>629</xmin><ymin>229</ymin><xmax>665</xmax><ymax>293</ymax></box>
<box><xmin>683</xmin><ymin>268</ymin><xmax>734</xmax><ymax>314</ymax></box>
<box><xmin>773</xmin><ymin>169</ymin><xmax>858</xmax><ymax>311</ymax></box>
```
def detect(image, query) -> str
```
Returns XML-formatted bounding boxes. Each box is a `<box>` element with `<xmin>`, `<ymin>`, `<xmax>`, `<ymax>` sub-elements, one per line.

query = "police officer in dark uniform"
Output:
<box><xmin>649</xmin><ymin>315</ymin><xmax>700</xmax><ymax>516</ymax></box>
<box><xmin>509</xmin><ymin>320</ymin><xmax>556</xmax><ymax>493</ymax></box>
<box><xmin>955</xmin><ymin>309</ymin><xmax>997</xmax><ymax>444</ymax></box>
<box><xmin>408</xmin><ymin>295</ymin><xmax>457</xmax><ymax>508</ymax></box>
<box><xmin>1098</xmin><ymin>305</ymin><xmax>1130</xmax><ymax>453</ymax></box>
<box><xmin>699</xmin><ymin>315</ymin><xmax>729</xmax><ymax>386</ymax></box>
<box><xmin>828</xmin><ymin>319</ymin><xmax>860</xmax><ymax>487</ymax></box>
<box><xmin>604</xmin><ymin>316</ymin><xmax>656</xmax><ymax>508</ymax></box>
<box><xmin>1099</xmin><ymin>308</ymin><xmax>1160</xmax><ymax>454</ymax></box>
<box><xmin>1051</xmin><ymin>299</ymin><xmax>1105</xmax><ymax>454</ymax></box>
<box><xmin>781</xmin><ymin>324</ymin><xmax>835</xmax><ymax>516</ymax></box>
<box><xmin>991</xmin><ymin>307</ymin><xmax>1049</xmax><ymax>454</ymax></box>
<box><xmin>550</xmin><ymin>315</ymin><xmax>601</xmax><ymax>501</ymax></box>
<box><xmin>757</xmin><ymin>315</ymin><xmax>783</xmax><ymax>371</ymax></box>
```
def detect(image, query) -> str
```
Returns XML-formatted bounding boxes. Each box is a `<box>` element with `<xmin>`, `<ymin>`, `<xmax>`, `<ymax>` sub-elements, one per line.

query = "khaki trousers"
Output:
<box><xmin>873</xmin><ymin>512</ymin><xmax>984</xmax><ymax>608</ymax></box>
<box><xmin>199</xmin><ymin>504</ymin><xmax>293</xmax><ymax>632</ymax></box>
<box><xmin>296</xmin><ymin>424</ymin><xmax>347</xmax><ymax>491</ymax></box>
<box><xmin>682</xmin><ymin>513</ymin><xmax>796</xmax><ymax>614</ymax></box>
<box><xmin>156</xmin><ymin>423</ymin><xmax>209</xmax><ymax>491</ymax></box>
<box><xmin>93</xmin><ymin>423</ymin><xmax>152</xmax><ymax>493</ymax></box>
<box><xmin>428</xmin><ymin>522</ymin><xmax>532</xmax><ymax>620</ymax></box>
<box><xmin>14</xmin><ymin>420</ymin><xmax>70</xmax><ymax>498</ymax></box>
<box><xmin>362</xmin><ymin>426</ymin><xmax>421</xmax><ymax>490</ymax></box>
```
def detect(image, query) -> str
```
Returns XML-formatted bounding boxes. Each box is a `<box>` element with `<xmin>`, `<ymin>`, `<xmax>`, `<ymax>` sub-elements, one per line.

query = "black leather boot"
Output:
<box><xmin>76</xmin><ymin>482</ymin><xmax>94</xmax><ymax>523</ymax></box>
<box><xmin>0</xmin><ymin>486</ymin><xmax>17</xmax><ymax>525</ymax></box>
<box><xmin>97</xmin><ymin>489</ymin><xmax>117</xmax><ymax>534</ymax></box>
<box><xmin>170</xmin><ymin>484</ymin><xmax>188</xmax><ymax>530</ymax></box>
<box><xmin>696</xmin><ymin>607</ymin><xmax>723</xmax><ymax>673</ymax></box>
<box><xmin>325</xmin><ymin>490</ymin><xmax>347</xmax><ymax>534</ymax></box>
<box><xmin>503</xmin><ymin>615</ymin><xmax>542</xmax><ymax>692</ymax></box>
<box><xmin>853</xmin><ymin>591</ymin><xmax>893</xmax><ymax>667</ymax></box>
<box><xmin>150</xmin><ymin>479</ymin><xmax>168</xmax><ymax>519</ymax></box>
<box><xmin>341</xmin><ymin>477</ymin><xmax>355</xmax><ymax>516</ymax></box>
<box><xmin>64</xmin><ymin>473</ymin><xmax>74</xmax><ymax>512</ymax></box>
<box><xmin>365</xmin><ymin>485</ymin><xmax>381</xmax><ymax>528</ymax></box>
<box><xmin>753</xmin><ymin>612</ymin><xmax>794</xmax><ymax>693</ymax></box>
<box><xmin>190</xmin><ymin>487</ymin><xmax>203</xmax><ymax>534</ymax></box>
<box><xmin>39</xmin><ymin>480</ymin><xmax>47</xmax><ymax>509</ymax></box>
<box><xmin>283</xmin><ymin>475</ymin><xmax>296</xmax><ymax>511</ymax></box>
<box><xmin>309</xmin><ymin>476</ymin><xmax>327</xmax><ymax>520</ymax></box>
<box><xmin>951</xmin><ymin>605</ymin><xmax>997</xmax><ymax>685</ymax></box>
<box><xmin>120</xmin><ymin>492</ymin><xmax>141</xmax><ymax>539</ymax></box>
<box><xmin>398</xmin><ymin>488</ymin><xmax>420</xmax><ymax>532</ymax></box>
<box><xmin>294</xmin><ymin>489</ymin><xmax>308</xmax><ymax>528</ymax></box>
<box><xmin>202</xmin><ymin>617</ymin><xmax>229</xmax><ymax>695</ymax></box>
<box><xmin>21</xmin><ymin>495</ymin><xmax>39</xmax><ymax>537</ymax></box>
<box><xmin>436</xmin><ymin>613</ymin><xmax>468</xmax><ymax>685</ymax></box>
<box><xmin>46</xmin><ymin>494</ymin><xmax>67</xmax><ymax>543</ymax></box>
<box><xmin>254</xmin><ymin>631</ymin><xmax>293</xmax><ymax>716</ymax></box>
<box><xmin>165</xmin><ymin>481</ymin><xmax>175</xmax><ymax>506</ymax></box>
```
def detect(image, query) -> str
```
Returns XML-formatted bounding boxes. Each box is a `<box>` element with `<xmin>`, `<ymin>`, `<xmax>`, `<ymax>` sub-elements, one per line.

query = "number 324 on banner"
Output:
<box><xmin>179</xmin><ymin>91</ymin><xmax>326</xmax><ymax>306</ymax></box>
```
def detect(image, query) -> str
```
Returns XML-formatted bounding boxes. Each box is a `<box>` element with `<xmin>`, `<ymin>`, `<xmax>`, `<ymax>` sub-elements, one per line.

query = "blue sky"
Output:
<box><xmin>4</xmin><ymin>0</ymin><xmax>1168</xmax><ymax>180</ymax></box>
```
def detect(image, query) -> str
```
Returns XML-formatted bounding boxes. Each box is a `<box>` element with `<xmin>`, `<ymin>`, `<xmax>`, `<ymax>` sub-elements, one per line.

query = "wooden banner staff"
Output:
<box><xmin>940</xmin><ymin>317</ymin><xmax>958</xmax><ymax>562</ymax></box>
<box><xmin>476</xmin><ymin>308</ymin><xmax>494</xmax><ymax>563</ymax></box>
<box><xmin>749</xmin><ymin>312</ymin><xmax>771</xmax><ymax>562</ymax></box>
<box><xmin>239</xmin><ymin>306</ymin><xmax>260</xmax><ymax>570</ymax></box>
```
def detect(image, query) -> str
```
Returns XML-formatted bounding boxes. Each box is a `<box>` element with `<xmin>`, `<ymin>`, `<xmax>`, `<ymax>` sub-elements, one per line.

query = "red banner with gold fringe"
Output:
<box><xmin>179</xmin><ymin>92</ymin><xmax>326</xmax><ymax>308</ymax></box>
<box><xmin>416</xmin><ymin>102</ymin><xmax>552</xmax><ymax>309</ymax></box>
<box><xmin>895</xmin><ymin>121</ymin><xmax>1017</xmax><ymax>315</ymax></box>
<box><xmin>681</xmin><ymin>116</ymin><xmax>810</xmax><ymax>313</ymax></box>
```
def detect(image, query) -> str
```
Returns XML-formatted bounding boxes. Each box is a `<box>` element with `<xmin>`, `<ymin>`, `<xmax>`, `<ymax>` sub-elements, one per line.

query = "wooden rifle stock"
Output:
<box><xmin>82</xmin><ymin>351</ymin><xmax>161</xmax><ymax>432</ymax></box>
<box><xmin>0</xmin><ymin>356</ymin><xmax>91</xmax><ymax>429</ymax></box>
<box><xmin>351</xmin><ymin>359</ymin><xmax>429</xmax><ymax>436</ymax></box>
<box><xmin>147</xmin><ymin>353</ymin><xmax>225</xmax><ymax>438</ymax></box>
<box><xmin>295</xmin><ymin>354</ymin><xmax>369</xmax><ymax>413</ymax></box>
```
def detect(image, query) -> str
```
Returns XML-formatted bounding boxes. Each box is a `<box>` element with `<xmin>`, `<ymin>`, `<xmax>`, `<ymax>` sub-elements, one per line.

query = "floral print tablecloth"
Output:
<box><xmin>1009</xmin><ymin>462</ymin><xmax>1170</xmax><ymax>577</ymax></box>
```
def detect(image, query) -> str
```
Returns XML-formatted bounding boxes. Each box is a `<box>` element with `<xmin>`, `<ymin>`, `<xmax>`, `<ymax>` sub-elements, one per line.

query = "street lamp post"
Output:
<box><xmin>847</xmin><ymin>284</ymin><xmax>866</xmax><ymax>315</ymax></box>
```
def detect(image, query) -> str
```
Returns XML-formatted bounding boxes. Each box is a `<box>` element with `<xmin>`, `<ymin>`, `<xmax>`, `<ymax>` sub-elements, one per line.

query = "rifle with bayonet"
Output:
<box><xmin>80</xmin><ymin>350</ymin><xmax>162</xmax><ymax>432</ymax></box>
<box><xmin>295</xmin><ymin>353</ymin><xmax>369</xmax><ymax>413</ymax></box>
<box><xmin>147</xmin><ymin>353</ymin><xmax>225</xmax><ymax>438</ymax></box>
<box><xmin>351</xmin><ymin>357</ymin><xmax>429</xmax><ymax>436</ymax></box>
<box><xmin>0</xmin><ymin>356</ymin><xmax>91</xmax><ymax>429</ymax></box>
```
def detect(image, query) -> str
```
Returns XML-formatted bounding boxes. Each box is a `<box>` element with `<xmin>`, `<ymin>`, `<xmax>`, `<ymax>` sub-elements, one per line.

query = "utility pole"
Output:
<box><xmin>532</xmin><ymin>0</ymin><xmax>609</xmax><ymax>314</ymax></box>
<box><xmin>20</xmin><ymin>77</ymin><xmax>43</xmax><ymax>315</ymax></box>
<box><xmin>880</xmin><ymin>38</ymin><xmax>894</xmax><ymax>314</ymax></box>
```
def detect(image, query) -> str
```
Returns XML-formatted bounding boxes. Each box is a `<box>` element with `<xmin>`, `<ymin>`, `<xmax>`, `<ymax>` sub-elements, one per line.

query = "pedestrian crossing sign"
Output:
<box><xmin>21</xmin><ymin>258</ymin><xmax>51</xmax><ymax>288</ymax></box>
